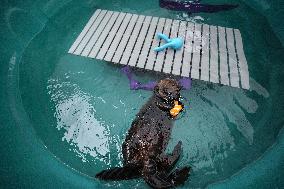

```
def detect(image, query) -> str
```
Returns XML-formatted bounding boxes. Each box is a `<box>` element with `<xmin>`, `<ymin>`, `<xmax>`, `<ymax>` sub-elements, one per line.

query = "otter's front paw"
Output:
<box><xmin>173</xmin><ymin>141</ymin><xmax>182</xmax><ymax>156</ymax></box>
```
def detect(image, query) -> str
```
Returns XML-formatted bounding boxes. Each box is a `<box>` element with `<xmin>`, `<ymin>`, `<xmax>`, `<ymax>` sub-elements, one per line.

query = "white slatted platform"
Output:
<box><xmin>68</xmin><ymin>9</ymin><xmax>250</xmax><ymax>89</ymax></box>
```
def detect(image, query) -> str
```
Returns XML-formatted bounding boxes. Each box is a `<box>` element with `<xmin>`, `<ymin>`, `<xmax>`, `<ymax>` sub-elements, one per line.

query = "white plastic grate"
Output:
<box><xmin>68</xmin><ymin>9</ymin><xmax>250</xmax><ymax>89</ymax></box>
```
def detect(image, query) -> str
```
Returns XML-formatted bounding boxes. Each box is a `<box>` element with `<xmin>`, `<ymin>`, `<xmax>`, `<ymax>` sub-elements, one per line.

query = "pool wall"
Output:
<box><xmin>0</xmin><ymin>0</ymin><xmax>283</xmax><ymax>188</ymax></box>
<box><xmin>240</xmin><ymin>0</ymin><xmax>284</xmax><ymax>47</ymax></box>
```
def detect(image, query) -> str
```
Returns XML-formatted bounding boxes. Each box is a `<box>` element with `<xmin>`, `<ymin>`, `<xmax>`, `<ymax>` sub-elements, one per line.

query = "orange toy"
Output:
<box><xmin>170</xmin><ymin>101</ymin><xmax>183</xmax><ymax>117</ymax></box>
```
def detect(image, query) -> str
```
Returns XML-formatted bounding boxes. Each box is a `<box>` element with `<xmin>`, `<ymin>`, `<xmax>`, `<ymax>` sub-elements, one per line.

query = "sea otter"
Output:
<box><xmin>96</xmin><ymin>78</ymin><xmax>190</xmax><ymax>188</ymax></box>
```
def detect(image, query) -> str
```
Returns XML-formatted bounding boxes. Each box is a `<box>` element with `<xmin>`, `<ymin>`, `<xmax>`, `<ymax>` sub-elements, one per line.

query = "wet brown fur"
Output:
<box><xmin>96</xmin><ymin>78</ymin><xmax>190</xmax><ymax>188</ymax></box>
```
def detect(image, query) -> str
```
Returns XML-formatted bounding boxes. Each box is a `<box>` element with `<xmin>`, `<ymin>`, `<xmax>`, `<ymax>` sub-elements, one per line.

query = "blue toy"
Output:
<box><xmin>154</xmin><ymin>33</ymin><xmax>183</xmax><ymax>52</ymax></box>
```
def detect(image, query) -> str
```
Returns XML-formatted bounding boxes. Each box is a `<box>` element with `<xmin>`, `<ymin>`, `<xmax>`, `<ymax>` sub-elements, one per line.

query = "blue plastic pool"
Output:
<box><xmin>0</xmin><ymin>0</ymin><xmax>283</xmax><ymax>188</ymax></box>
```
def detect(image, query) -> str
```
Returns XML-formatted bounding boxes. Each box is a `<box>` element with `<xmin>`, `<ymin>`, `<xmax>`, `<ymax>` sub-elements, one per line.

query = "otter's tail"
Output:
<box><xmin>95</xmin><ymin>166</ymin><xmax>141</xmax><ymax>180</ymax></box>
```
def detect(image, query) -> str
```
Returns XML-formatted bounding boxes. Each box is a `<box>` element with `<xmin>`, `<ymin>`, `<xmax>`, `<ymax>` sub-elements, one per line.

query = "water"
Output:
<box><xmin>19</xmin><ymin>0</ymin><xmax>284</xmax><ymax>188</ymax></box>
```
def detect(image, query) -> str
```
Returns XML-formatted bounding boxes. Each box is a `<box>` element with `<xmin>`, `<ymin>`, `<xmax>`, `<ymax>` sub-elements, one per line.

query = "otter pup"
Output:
<box><xmin>96</xmin><ymin>78</ymin><xmax>190</xmax><ymax>188</ymax></box>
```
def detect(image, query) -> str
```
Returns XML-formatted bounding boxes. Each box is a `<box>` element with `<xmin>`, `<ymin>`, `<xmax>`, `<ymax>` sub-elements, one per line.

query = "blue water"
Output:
<box><xmin>18</xmin><ymin>0</ymin><xmax>283</xmax><ymax>188</ymax></box>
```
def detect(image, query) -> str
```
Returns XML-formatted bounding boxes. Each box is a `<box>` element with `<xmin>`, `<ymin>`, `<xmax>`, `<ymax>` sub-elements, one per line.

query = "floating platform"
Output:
<box><xmin>68</xmin><ymin>9</ymin><xmax>250</xmax><ymax>89</ymax></box>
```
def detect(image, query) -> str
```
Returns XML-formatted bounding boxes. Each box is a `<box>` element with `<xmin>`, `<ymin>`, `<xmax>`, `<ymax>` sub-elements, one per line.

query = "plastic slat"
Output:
<box><xmin>73</xmin><ymin>10</ymin><xmax>107</xmax><ymax>55</ymax></box>
<box><xmin>234</xmin><ymin>29</ymin><xmax>250</xmax><ymax>89</ymax></box>
<box><xmin>88</xmin><ymin>12</ymin><xmax>120</xmax><ymax>58</ymax></box>
<box><xmin>154</xmin><ymin>19</ymin><xmax>172</xmax><ymax>72</ymax></box>
<box><xmin>68</xmin><ymin>9</ymin><xmax>101</xmax><ymax>54</ymax></box>
<box><xmin>172</xmin><ymin>21</ymin><xmax>186</xmax><ymax>75</ymax></box>
<box><xmin>128</xmin><ymin>16</ymin><xmax>152</xmax><ymax>66</ymax></box>
<box><xmin>109</xmin><ymin>14</ymin><xmax>139</xmax><ymax>63</ymax></box>
<box><xmin>163</xmin><ymin>20</ymin><xmax>180</xmax><ymax>74</ymax></box>
<box><xmin>218</xmin><ymin>26</ymin><xmax>229</xmax><ymax>85</ymax></box>
<box><xmin>209</xmin><ymin>25</ymin><xmax>219</xmax><ymax>83</ymax></box>
<box><xmin>181</xmin><ymin>22</ymin><xmax>194</xmax><ymax>77</ymax></box>
<box><xmin>226</xmin><ymin>28</ymin><xmax>240</xmax><ymax>88</ymax></box>
<box><xmin>136</xmin><ymin>17</ymin><xmax>159</xmax><ymax>68</ymax></box>
<box><xmin>190</xmin><ymin>23</ymin><xmax>202</xmax><ymax>79</ymax></box>
<box><xmin>104</xmin><ymin>13</ymin><xmax>132</xmax><ymax>62</ymax></box>
<box><xmin>200</xmin><ymin>24</ymin><xmax>210</xmax><ymax>81</ymax></box>
<box><xmin>81</xmin><ymin>11</ymin><xmax>113</xmax><ymax>57</ymax></box>
<box><xmin>120</xmin><ymin>15</ymin><xmax>145</xmax><ymax>65</ymax></box>
<box><xmin>96</xmin><ymin>12</ymin><xmax>126</xmax><ymax>60</ymax></box>
<box><xmin>145</xmin><ymin>18</ymin><xmax>166</xmax><ymax>70</ymax></box>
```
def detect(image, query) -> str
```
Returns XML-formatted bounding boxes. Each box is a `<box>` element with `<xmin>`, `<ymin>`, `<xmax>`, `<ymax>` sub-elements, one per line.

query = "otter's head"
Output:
<box><xmin>154</xmin><ymin>78</ymin><xmax>181</xmax><ymax>108</ymax></box>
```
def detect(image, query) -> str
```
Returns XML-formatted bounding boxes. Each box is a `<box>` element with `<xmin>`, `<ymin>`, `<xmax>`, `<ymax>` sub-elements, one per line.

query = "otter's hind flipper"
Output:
<box><xmin>95</xmin><ymin>166</ymin><xmax>141</xmax><ymax>180</ymax></box>
<box><xmin>144</xmin><ymin>174</ymin><xmax>173</xmax><ymax>189</ymax></box>
<box><xmin>159</xmin><ymin>141</ymin><xmax>182</xmax><ymax>171</ymax></box>
<box><xmin>143</xmin><ymin>159</ymin><xmax>173</xmax><ymax>189</ymax></box>
<box><xmin>167</xmin><ymin>166</ymin><xmax>191</xmax><ymax>186</ymax></box>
